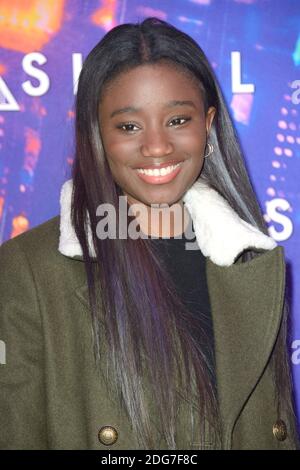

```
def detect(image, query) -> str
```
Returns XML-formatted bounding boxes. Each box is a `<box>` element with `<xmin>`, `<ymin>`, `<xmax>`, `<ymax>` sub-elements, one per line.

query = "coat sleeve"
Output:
<box><xmin>0</xmin><ymin>237</ymin><xmax>48</xmax><ymax>449</ymax></box>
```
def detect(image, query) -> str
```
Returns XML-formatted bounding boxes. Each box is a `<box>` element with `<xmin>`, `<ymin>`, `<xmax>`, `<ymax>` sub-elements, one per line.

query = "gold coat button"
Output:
<box><xmin>98</xmin><ymin>425</ymin><xmax>118</xmax><ymax>446</ymax></box>
<box><xmin>272</xmin><ymin>419</ymin><xmax>287</xmax><ymax>441</ymax></box>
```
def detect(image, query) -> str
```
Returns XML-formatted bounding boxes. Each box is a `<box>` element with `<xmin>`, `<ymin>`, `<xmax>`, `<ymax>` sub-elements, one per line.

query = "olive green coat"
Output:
<box><xmin>0</xmin><ymin>179</ymin><xmax>299</xmax><ymax>450</ymax></box>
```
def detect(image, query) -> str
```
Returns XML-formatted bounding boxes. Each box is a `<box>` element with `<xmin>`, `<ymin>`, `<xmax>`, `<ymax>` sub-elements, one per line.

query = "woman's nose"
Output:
<box><xmin>140</xmin><ymin>128</ymin><xmax>174</xmax><ymax>157</ymax></box>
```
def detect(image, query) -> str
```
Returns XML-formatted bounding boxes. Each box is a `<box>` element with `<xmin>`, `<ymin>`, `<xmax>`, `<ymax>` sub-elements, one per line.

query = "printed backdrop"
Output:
<box><xmin>0</xmin><ymin>0</ymin><xmax>300</xmax><ymax>427</ymax></box>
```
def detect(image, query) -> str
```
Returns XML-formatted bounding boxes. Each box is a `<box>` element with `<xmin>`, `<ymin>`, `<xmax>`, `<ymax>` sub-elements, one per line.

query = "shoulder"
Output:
<box><xmin>0</xmin><ymin>215</ymin><xmax>61</xmax><ymax>271</ymax></box>
<box><xmin>0</xmin><ymin>215</ymin><xmax>87</xmax><ymax>294</ymax></box>
<box><xmin>1</xmin><ymin>215</ymin><xmax>59</xmax><ymax>250</ymax></box>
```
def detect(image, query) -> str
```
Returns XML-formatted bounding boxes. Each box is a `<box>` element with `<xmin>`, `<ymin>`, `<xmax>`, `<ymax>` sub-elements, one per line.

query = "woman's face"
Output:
<box><xmin>98</xmin><ymin>63</ymin><xmax>216</xmax><ymax>207</ymax></box>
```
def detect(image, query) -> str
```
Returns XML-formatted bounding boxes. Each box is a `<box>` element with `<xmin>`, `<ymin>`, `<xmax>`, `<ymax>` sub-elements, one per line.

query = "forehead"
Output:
<box><xmin>99</xmin><ymin>63</ymin><xmax>204</xmax><ymax>108</ymax></box>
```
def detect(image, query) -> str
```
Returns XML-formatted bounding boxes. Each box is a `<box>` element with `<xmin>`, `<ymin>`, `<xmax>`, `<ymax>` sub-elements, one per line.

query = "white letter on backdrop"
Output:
<box><xmin>72</xmin><ymin>53</ymin><xmax>83</xmax><ymax>95</ymax></box>
<box><xmin>291</xmin><ymin>80</ymin><xmax>300</xmax><ymax>105</ymax></box>
<box><xmin>0</xmin><ymin>77</ymin><xmax>20</xmax><ymax>111</ymax></box>
<box><xmin>22</xmin><ymin>52</ymin><xmax>50</xmax><ymax>96</ymax></box>
<box><xmin>266</xmin><ymin>198</ymin><xmax>293</xmax><ymax>242</ymax></box>
<box><xmin>231</xmin><ymin>51</ymin><xmax>255</xmax><ymax>93</ymax></box>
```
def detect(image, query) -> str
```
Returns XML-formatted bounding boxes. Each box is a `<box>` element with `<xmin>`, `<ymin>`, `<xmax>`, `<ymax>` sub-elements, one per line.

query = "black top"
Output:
<box><xmin>148</xmin><ymin>220</ymin><xmax>216</xmax><ymax>388</ymax></box>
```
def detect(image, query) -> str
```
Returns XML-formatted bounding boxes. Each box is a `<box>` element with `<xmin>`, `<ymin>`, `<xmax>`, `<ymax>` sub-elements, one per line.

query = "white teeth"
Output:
<box><xmin>136</xmin><ymin>163</ymin><xmax>180</xmax><ymax>176</ymax></box>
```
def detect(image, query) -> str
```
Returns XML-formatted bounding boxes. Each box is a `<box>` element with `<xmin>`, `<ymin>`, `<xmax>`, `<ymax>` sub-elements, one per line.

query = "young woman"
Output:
<box><xmin>0</xmin><ymin>17</ymin><xmax>299</xmax><ymax>450</ymax></box>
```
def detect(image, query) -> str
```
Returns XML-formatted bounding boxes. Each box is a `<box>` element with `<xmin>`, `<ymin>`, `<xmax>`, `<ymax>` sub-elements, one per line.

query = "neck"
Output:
<box><xmin>126</xmin><ymin>197</ymin><xmax>191</xmax><ymax>238</ymax></box>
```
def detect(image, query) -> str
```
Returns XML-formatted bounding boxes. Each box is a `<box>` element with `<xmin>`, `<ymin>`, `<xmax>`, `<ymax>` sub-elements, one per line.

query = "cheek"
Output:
<box><xmin>103</xmin><ymin>138</ymin><xmax>133</xmax><ymax>167</ymax></box>
<box><xmin>102</xmin><ymin>147</ymin><xmax>126</xmax><ymax>178</ymax></box>
<box><xmin>102</xmin><ymin>139</ymin><xmax>136</xmax><ymax>189</ymax></box>
<box><xmin>180</xmin><ymin>137</ymin><xmax>206</xmax><ymax>172</ymax></box>
<box><xmin>177</xmin><ymin>128</ymin><xmax>206</xmax><ymax>152</ymax></box>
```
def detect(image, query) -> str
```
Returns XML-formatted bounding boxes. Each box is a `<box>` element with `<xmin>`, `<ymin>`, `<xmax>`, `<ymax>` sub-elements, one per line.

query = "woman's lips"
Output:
<box><xmin>135</xmin><ymin>162</ymin><xmax>183</xmax><ymax>184</ymax></box>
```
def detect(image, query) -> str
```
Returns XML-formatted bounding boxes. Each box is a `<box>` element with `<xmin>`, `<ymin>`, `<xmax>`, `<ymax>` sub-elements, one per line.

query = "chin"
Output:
<box><xmin>144</xmin><ymin>194</ymin><xmax>182</xmax><ymax>207</ymax></box>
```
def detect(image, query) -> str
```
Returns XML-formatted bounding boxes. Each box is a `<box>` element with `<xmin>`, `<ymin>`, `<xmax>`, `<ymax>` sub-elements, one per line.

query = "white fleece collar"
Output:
<box><xmin>58</xmin><ymin>178</ymin><xmax>277</xmax><ymax>267</ymax></box>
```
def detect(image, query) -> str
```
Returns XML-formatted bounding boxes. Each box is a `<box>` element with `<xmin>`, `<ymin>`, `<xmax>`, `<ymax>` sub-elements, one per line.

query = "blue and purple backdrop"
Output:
<box><xmin>0</xmin><ymin>0</ymin><xmax>300</xmax><ymax>427</ymax></box>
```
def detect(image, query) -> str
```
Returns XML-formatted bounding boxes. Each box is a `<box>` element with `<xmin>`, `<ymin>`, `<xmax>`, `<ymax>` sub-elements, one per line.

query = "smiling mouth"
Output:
<box><xmin>136</xmin><ymin>163</ymin><xmax>181</xmax><ymax>176</ymax></box>
<box><xmin>135</xmin><ymin>162</ymin><xmax>183</xmax><ymax>184</ymax></box>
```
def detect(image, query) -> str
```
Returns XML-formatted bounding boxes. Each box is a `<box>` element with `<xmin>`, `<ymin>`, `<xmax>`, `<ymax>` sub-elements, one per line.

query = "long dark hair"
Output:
<box><xmin>71</xmin><ymin>17</ymin><xmax>299</xmax><ymax>449</ymax></box>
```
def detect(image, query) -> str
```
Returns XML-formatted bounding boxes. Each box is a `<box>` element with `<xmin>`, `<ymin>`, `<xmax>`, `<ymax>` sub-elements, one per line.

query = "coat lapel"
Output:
<box><xmin>206</xmin><ymin>246</ymin><xmax>285</xmax><ymax>447</ymax></box>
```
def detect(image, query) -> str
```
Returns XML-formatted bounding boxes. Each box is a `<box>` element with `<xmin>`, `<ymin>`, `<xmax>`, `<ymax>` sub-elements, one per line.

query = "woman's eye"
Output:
<box><xmin>116</xmin><ymin>123</ymin><xmax>139</xmax><ymax>132</ymax></box>
<box><xmin>169</xmin><ymin>117</ymin><xmax>191</xmax><ymax>126</ymax></box>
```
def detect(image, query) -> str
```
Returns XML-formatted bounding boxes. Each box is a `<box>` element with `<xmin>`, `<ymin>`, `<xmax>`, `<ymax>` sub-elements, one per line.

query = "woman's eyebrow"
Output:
<box><xmin>109</xmin><ymin>100</ymin><xmax>196</xmax><ymax>119</ymax></box>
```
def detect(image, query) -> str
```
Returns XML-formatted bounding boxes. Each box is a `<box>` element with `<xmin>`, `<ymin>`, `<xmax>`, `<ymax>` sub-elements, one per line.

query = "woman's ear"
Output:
<box><xmin>206</xmin><ymin>106</ymin><xmax>216</xmax><ymax>134</ymax></box>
